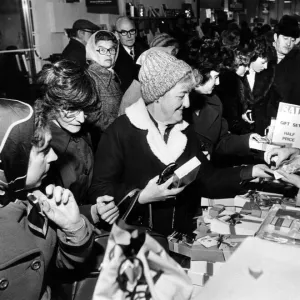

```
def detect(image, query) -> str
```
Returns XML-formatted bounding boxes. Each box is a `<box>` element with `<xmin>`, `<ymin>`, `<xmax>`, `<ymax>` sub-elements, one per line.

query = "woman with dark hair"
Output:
<box><xmin>35</xmin><ymin>60</ymin><xmax>119</xmax><ymax>226</ymax></box>
<box><xmin>216</xmin><ymin>48</ymin><xmax>254</xmax><ymax>134</ymax></box>
<box><xmin>0</xmin><ymin>99</ymin><xmax>93</xmax><ymax>300</ymax></box>
<box><xmin>241</xmin><ymin>35</ymin><xmax>280</xmax><ymax>135</ymax></box>
<box><xmin>86</xmin><ymin>30</ymin><xmax>123</xmax><ymax>137</ymax></box>
<box><xmin>183</xmin><ymin>38</ymin><xmax>270</xmax><ymax>168</ymax></box>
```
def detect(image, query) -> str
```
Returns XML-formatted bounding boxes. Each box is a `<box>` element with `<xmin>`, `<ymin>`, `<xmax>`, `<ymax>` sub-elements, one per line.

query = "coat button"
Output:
<box><xmin>31</xmin><ymin>260</ymin><xmax>41</xmax><ymax>270</ymax></box>
<box><xmin>0</xmin><ymin>278</ymin><xmax>9</xmax><ymax>290</ymax></box>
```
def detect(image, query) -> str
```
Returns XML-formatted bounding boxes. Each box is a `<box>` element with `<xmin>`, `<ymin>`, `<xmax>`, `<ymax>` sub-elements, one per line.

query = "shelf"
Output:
<box><xmin>130</xmin><ymin>17</ymin><xmax>178</xmax><ymax>20</ymax></box>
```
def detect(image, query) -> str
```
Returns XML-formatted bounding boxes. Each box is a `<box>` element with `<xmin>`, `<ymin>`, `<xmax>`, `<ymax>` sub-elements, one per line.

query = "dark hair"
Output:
<box><xmin>94</xmin><ymin>30</ymin><xmax>118</xmax><ymax>46</ymax></box>
<box><xmin>32</xmin><ymin>105</ymin><xmax>50</xmax><ymax>149</ymax></box>
<box><xmin>188</xmin><ymin>38</ymin><xmax>233</xmax><ymax>84</ymax></box>
<box><xmin>249</xmin><ymin>35</ymin><xmax>271</xmax><ymax>62</ymax></box>
<box><xmin>35</xmin><ymin>60</ymin><xmax>97</xmax><ymax>120</ymax></box>
<box><xmin>234</xmin><ymin>48</ymin><xmax>251</xmax><ymax>69</ymax></box>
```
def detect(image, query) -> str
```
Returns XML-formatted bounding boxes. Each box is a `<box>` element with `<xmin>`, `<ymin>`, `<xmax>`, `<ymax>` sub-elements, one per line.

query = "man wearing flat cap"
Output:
<box><xmin>273</xmin><ymin>15</ymin><xmax>300</xmax><ymax>105</ymax></box>
<box><xmin>62</xmin><ymin>19</ymin><xmax>99</xmax><ymax>67</ymax></box>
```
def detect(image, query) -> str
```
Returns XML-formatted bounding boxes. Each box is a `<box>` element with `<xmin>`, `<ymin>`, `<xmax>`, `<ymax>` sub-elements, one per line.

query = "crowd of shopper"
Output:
<box><xmin>1</xmin><ymin>13</ymin><xmax>300</xmax><ymax>300</ymax></box>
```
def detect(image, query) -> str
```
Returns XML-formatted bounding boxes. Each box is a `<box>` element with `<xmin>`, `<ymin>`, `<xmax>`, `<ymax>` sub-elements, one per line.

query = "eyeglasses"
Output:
<box><xmin>117</xmin><ymin>29</ymin><xmax>136</xmax><ymax>36</ymax></box>
<box><xmin>62</xmin><ymin>110</ymin><xmax>82</xmax><ymax>120</ymax></box>
<box><xmin>96</xmin><ymin>47</ymin><xmax>117</xmax><ymax>56</ymax></box>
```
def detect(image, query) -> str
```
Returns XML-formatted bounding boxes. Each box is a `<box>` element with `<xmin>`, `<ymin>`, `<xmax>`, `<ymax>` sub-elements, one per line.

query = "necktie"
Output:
<box><xmin>130</xmin><ymin>48</ymin><xmax>134</xmax><ymax>59</ymax></box>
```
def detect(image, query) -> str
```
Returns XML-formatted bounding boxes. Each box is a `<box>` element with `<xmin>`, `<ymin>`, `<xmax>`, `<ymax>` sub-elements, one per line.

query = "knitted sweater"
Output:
<box><xmin>87</xmin><ymin>61</ymin><xmax>123</xmax><ymax>132</ymax></box>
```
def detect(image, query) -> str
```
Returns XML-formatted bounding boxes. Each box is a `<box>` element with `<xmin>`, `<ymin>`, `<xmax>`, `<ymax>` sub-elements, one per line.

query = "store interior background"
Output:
<box><xmin>0</xmin><ymin>0</ymin><xmax>300</xmax><ymax>82</ymax></box>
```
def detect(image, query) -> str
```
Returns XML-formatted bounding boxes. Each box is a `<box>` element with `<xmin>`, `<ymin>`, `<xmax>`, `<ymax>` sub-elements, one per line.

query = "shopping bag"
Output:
<box><xmin>92</xmin><ymin>220</ymin><xmax>194</xmax><ymax>300</ymax></box>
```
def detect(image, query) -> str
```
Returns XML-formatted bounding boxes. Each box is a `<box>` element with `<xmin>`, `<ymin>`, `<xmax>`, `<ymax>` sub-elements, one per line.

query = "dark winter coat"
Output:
<box><xmin>114</xmin><ymin>43</ymin><xmax>147</xmax><ymax>93</ymax></box>
<box><xmin>185</xmin><ymin>92</ymin><xmax>252</xmax><ymax>157</ymax></box>
<box><xmin>274</xmin><ymin>48</ymin><xmax>300</xmax><ymax>106</ymax></box>
<box><xmin>62</xmin><ymin>38</ymin><xmax>87</xmax><ymax>68</ymax></box>
<box><xmin>47</xmin><ymin>122</ymin><xmax>94</xmax><ymax>206</ymax></box>
<box><xmin>242</xmin><ymin>62</ymin><xmax>281</xmax><ymax>135</ymax></box>
<box><xmin>217</xmin><ymin>70</ymin><xmax>254</xmax><ymax>135</ymax></box>
<box><xmin>89</xmin><ymin>99</ymin><xmax>252</xmax><ymax>236</ymax></box>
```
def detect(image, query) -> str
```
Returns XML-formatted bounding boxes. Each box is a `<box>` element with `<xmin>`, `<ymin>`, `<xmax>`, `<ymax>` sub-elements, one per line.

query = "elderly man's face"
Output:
<box><xmin>117</xmin><ymin>19</ymin><xmax>136</xmax><ymax>48</ymax></box>
<box><xmin>274</xmin><ymin>34</ymin><xmax>296</xmax><ymax>56</ymax></box>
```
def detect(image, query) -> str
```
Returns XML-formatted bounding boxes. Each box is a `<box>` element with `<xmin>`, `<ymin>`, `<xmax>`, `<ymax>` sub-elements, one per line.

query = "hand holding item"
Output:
<box><xmin>242</xmin><ymin>110</ymin><xmax>254</xmax><ymax>124</ymax></box>
<box><xmin>94</xmin><ymin>196</ymin><xmax>119</xmax><ymax>225</ymax></box>
<box><xmin>35</xmin><ymin>185</ymin><xmax>82</xmax><ymax>232</ymax></box>
<box><xmin>276</xmin><ymin>170</ymin><xmax>300</xmax><ymax>188</ymax></box>
<box><xmin>264</xmin><ymin>147</ymin><xmax>300</xmax><ymax>167</ymax></box>
<box><xmin>252</xmin><ymin>164</ymin><xmax>274</xmax><ymax>178</ymax></box>
<box><xmin>138</xmin><ymin>175</ymin><xmax>185</xmax><ymax>204</ymax></box>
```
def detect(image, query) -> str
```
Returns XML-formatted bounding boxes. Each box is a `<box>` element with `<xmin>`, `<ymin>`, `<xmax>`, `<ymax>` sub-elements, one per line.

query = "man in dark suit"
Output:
<box><xmin>62</xmin><ymin>19</ymin><xmax>99</xmax><ymax>68</ymax></box>
<box><xmin>114</xmin><ymin>16</ymin><xmax>147</xmax><ymax>92</ymax></box>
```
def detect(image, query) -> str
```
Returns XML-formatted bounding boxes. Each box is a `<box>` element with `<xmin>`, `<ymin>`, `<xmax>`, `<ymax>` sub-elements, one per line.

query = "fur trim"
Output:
<box><xmin>243</xmin><ymin>64</ymin><xmax>276</xmax><ymax>108</ymax></box>
<box><xmin>125</xmin><ymin>98</ymin><xmax>189</xmax><ymax>165</ymax></box>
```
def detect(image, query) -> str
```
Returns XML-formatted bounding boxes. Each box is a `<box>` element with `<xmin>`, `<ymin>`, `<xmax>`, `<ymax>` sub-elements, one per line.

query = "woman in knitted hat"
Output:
<box><xmin>118</xmin><ymin>41</ymin><xmax>180</xmax><ymax>116</ymax></box>
<box><xmin>88</xmin><ymin>49</ymin><xmax>271</xmax><ymax>236</ymax></box>
<box><xmin>0</xmin><ymin>99</ymin><xmax>94</xmax><ymax>300</ymax></box>
<box><xmin>86</xmin><ymin>30</ymin><xmax>123</xmax><ymax>148</ymax></box>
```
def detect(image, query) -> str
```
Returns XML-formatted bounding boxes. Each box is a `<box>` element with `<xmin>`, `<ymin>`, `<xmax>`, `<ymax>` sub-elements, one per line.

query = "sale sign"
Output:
<box><xmin>272</xmin><ymin>102</ymin><xmax>300</xmax><ymax>148</ymax></box>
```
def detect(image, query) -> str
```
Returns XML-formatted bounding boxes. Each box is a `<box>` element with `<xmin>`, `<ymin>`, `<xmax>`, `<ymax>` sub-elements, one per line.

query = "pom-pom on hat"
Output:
<box><xmin>138</xmin><ymin>49</ymin><xmax>192</xmax><ymax>104</ymax></box>
<box><xmin>275</xmin><ymin>15</ymin><xmax>300</xmax><ymax>38</ymax></box>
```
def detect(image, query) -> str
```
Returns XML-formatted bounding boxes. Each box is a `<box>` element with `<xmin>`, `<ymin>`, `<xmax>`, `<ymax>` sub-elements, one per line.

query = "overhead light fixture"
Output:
<box><xmin>284</xmin><ymin>0</ymin><xmax>292</xmax><ymax>3</ymax></box>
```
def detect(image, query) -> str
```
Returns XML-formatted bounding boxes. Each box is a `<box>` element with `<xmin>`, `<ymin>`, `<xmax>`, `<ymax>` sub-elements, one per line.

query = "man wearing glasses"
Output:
<box><xmin>62</xmin><ymin>19</ymin><xmax>99</xmax><ymax>68</ymax></box>
<box><xmin>114</xmin><ymin>16</ymin><xmax>147</xmax><ymax>92</ymax></box>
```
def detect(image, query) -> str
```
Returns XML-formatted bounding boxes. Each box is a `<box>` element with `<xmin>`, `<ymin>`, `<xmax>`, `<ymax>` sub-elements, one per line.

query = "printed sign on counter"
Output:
<box><xmin>272</xmin><ymin>102</ymin><xmax>300</xmax><ymax>148</ymax></box>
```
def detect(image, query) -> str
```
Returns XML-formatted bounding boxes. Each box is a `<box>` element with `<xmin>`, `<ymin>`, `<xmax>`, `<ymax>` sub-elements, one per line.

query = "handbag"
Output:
<box><xmin>54</xmin><ymin>190</ymin><xmax>169</xmax><ymax>300</ymax></box>
<box><xmin>92</xmin><ymin>219</ymin><xmax>194</xmax><ymax>300</ymax></box>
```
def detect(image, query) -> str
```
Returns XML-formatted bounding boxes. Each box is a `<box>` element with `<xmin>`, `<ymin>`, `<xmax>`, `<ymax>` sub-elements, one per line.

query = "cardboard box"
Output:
<box><xmin>190</xmin><ymin>261</ymin><xmax>224</xmax><ymax>276</ymax></box>
<box><xmin>187</xmin><ymin>271</ymin><xmax>210</xmax><ymax>286</ymax></box>
<box><xmin>210</xmin><ymin>215</ymin><xmax>263</xmax><ymax>236</ymax></box>
<box><xmin>169</xmin><ymin>240</ymin><xmax>225</xmax><ymax>262</ymax></box>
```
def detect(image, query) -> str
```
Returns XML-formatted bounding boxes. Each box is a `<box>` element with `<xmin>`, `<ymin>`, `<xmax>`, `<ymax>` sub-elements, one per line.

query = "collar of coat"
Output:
<box><xmin>125</xmin><ymin>98</ymin><xmax>189</xmax><ymax>165</ymax></box>
<box><xmin>243</xmin><ymin>63</ymin><xmax>276</xmax><ymax>105</ymax></box>
<box><xmin>88</xmin><ymin>61</ymin><xmax>116</xmax><ymax>88</ymax></box>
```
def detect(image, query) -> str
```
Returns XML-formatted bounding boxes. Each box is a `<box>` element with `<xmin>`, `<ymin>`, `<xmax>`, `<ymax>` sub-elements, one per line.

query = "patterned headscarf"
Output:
<box><xmin>0</xmin><ymin>99</ymin><xmax>34</xmax><ymax>205</ymax></box>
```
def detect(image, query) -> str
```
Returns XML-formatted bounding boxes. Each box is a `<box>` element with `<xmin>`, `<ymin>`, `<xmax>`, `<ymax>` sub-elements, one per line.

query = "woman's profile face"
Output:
<box><xmin>57</xmin><ymin>110</ymin><xmax>85</xmax><ymax>134</ymax></box>
<box><xmin>95</xmin><ymin>40</ymin><xmax>117</xmax><ymax>68</ymax></box>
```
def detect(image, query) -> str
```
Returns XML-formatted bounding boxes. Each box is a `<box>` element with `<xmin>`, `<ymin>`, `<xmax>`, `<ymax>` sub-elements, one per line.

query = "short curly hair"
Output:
<box><xmin>189</xmin><ymin>38</ymin><xmax>236</xmax><ymax>84</ymax></box>
<box><xmin>35</xmin><ymin>60</ymin><xmax>97</xmax><ymax>121</ymax></box>
<box><xmin>249</xmin><ymin>35</ymin><xmax>272</xmax><ymax>62</ymax></box>
<box><xmin>233</xmin><ymin>49</ymin><xmax>251</xmax><ymax>70</ymax></box>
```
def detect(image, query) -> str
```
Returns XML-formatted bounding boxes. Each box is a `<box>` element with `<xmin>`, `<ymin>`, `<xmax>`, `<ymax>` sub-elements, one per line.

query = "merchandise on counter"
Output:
<box><xmin>210</xmin><ymin>213</ymin><xmax>263</xmax><ymax>236</ymax></box>
<box><xmin>168</xmin><ymin>232</ymin><xmax>246</xmax><ymax>262</ymax></box>
<box><xmin>190</xmin><ymin>261</ymin><xmax>224</xmax><ymax>276</ymax></box>
<box><xmin>187</xmin><ymin>271</ymin><xmax>210</xmax><ymax>286</ymax></box>
<box><xmin>256</xmin><ymin>204</ymin><xmax>300</xmax><ymax>245</ymax></box>
<box><xmin>209</xmin><ymin>205</ymin><xmax>225</xmax><ymax>218</ymax></box>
